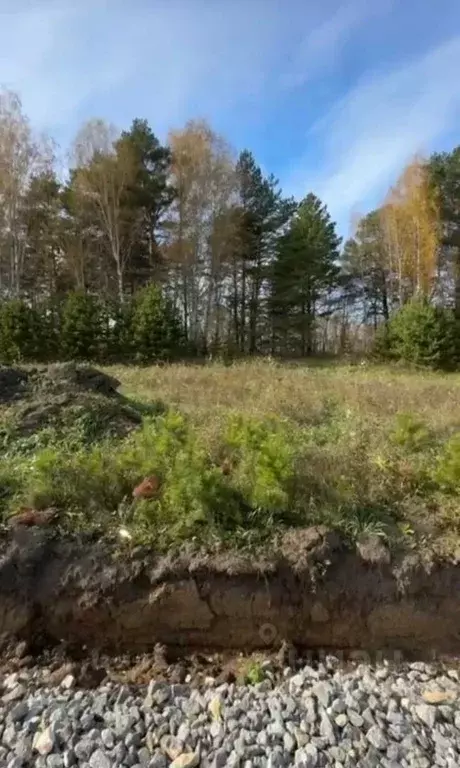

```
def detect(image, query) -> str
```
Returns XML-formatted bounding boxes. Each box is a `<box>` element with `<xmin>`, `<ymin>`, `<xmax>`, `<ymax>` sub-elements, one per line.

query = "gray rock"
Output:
<box><xmin>313</xmin><ymin>682</ymin><xmax>333</xmax><ymax>708</ymax></box>
<box><xmin>319</xmin><ymin>712</ymin><xmax>335</xmax><ymax>745</ymax></box>
<box><xmin>74</xmin><ymin>740</ymin><xmax>94</xmax><ymax>762</ymax></box>
<box><xmin>8</xmin><ymin>759</ymin><xmax>24</xmax><ymax>768</ymax></box>
<box><xmin>3</xmin><ymin>686</ymin><xmax>26</xmax><ymax>704</ymax></box>
<box><xmin>10</xmin><ymin>701</ymin><xmax>28</xmax><ymax>722</ymax></box>
<box><xmin>63</xmin><ymin>751</ymin><xmax>76</xmax><ymax>768</ymax></box>
<box><xmin>148</xmin><ymin>753</ymin><xmax>168</xmax><ymax>768</ymax></box>
<box><xmin>47</xmin><ymin>756</ymin><xmax>64</xmax><ymax>768</ymax></box>
<box><xmin>100</xmin><ymin>729</ymin><xmax>115</xmax><ymax>750</ymax></box>
<box><xmin>268</xmin><ymin>718</ymin><xmax>285</xmax><ymax>739</ymax></box>
<box><xmin>297</xmin><ymin>743</ymin><xmax>318</xmax><ymax>767</ymax></box>
<box><xmin>331</xmin><ymin>697</ymin><xmax>346</xmax><ymax>714</ymax></box>
<box><xmin>283</xmin><ymin>732</ymin><xmax>296</xmax><ymax>752</ymax></box>
<box><xmin>14</xmin><ymin>735</ymin><xmax>32</xmax><ymax>761</ymax></box>
<box><xmin>415</xmin><ymin>703</ymin><xmax>437</xmax><ymax>729</ymax></box>
<box><xmin>303</xmin><ymin>697</ymin><xmax>316</xmax><ymax>725</ymax></box>
<box><xmin>366</xmin><ymin>725</ymin><xmax>388</xmax><ymax>751</ymax></box>
<box><xmin>347</xmin><ymin>709</ymin><xmax>364</xmax><ymax>727</ymax></box>
<box><xmin>125</xmin><ymin>732</ymin><xmax>142</xmax><ymax>749</ymax></box>
<box><xmin>89</xmin><ymin>749</ymin><xmax>112</xmax><ymax>768</ymax></box>
<box><xmin>137</xmin><ymin>747</ymin><xmax>151</xmax><ymax>765</ymax></box>
<box><xmin>3</xmin><ymin>723</ymin><xmax>17</xmax><ymax>747</ymax></box>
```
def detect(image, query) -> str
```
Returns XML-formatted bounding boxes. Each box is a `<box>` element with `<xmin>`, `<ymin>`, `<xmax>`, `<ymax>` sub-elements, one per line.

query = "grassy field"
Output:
<box><xmin>2</xmin><ymin>359</ymin><xmax>460</xmax><ymax>557</ymax></box>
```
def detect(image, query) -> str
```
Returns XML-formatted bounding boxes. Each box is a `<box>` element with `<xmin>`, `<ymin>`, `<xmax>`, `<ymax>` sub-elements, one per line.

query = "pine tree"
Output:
<box><xmin>271</xmin><ymin>194</ymin><xmax>340</xmax><ymax>356</ymax></box>
<box><xmin>235</xmin><ymin>150</ymin><xmax>296</xmax><ymax>354</ymax></box>
<box><xmin>117</xmin><ymin>119</ymin><xmax>174</xmax><ymax>286</ymax></box>
<box><xmin>61</xmin><ymin>292</ymin><xmax>103</xmax><ymax>361</ymax></box>
<box><xmin>131</xmin><ymin>283</ymin><xmax>184</xmax><ymax>362</ymax></box>
<box><xmin>429</xmin><ymin>147</ymin><xmax>460</xmax><ymax>317</ymax></box>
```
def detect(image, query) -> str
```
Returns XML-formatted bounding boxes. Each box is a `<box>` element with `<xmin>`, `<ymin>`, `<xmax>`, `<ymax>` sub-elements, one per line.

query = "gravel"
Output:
<box><xmin>1</xmin><ymin>658</ymin><xmax>460</xmax><ymax>766</ymax></box>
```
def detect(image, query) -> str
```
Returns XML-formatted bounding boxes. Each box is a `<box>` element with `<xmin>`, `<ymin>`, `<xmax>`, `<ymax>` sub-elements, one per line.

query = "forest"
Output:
<box><xmin>0</xmin><ymin>87</ymin><xmax>459</xmax><ymax>365</ymax></box>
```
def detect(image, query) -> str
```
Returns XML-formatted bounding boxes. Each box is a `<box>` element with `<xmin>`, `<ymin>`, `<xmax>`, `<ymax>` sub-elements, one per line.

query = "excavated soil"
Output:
<box><xmin>0</xmin><ymin>362</ymin><xmax>142</xmax><ymax>439</ymax></box>
<box><xmin>0</xmin><ymin>525</ymin><xmax>459</xmax><ymax>663</ymax></box>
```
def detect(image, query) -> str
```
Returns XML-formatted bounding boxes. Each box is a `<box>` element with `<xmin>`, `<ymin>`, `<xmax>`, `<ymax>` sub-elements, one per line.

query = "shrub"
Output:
<box><xmin>435</xmin><ymin>433</ymin><xmax>460</xmax><ymax>491</ymax></box>
<box><xmin>390</xmin><ymin>413</ymin><xmax>431</xmax><ymax>452</ymax></box>
<box><xmin>60</xmin><ymin>292</ymin><xmax>103</xmax><ymax>361</ymax></box>
<box><xmin>131</xmin><ymin>283</ymin><xmax>183</xmax><ymax>363</ymax></box>
<box><xmin>224</xmin><ymin>414</ymin><xmax>297</xmax><ymax>519</ymax></box>
<box><xmin>373</xmin><ymin>322</ymin><xmax>393</xmax><ymax>360</ymax></box>
<box><xmin>0</xmin><ymin>300</ymin><xmax>45</xmax><ymax>363</ymax></box>
<box><xmin>98</xmin><ymin>299</ymin><xmax>134</xmax><ymax>361</ymax></box>
<box><xmin>380</xmin><ymin>298</ymin><xmax>458</xmax><ymax>369</ymax></box>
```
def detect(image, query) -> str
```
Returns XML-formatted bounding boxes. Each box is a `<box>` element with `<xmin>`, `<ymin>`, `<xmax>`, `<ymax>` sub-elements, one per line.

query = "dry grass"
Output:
<box><xmin>106</xmin><ymin>359</ymin><xmax>460</xmax><ymax>434</ymax></box>
<box><xmin>102</xmin><ymin>359</ymin><xmax>460</xmax><ymax>556</ymax></box>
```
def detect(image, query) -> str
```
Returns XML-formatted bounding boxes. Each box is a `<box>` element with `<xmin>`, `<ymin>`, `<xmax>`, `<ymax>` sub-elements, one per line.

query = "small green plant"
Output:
<box><xmin>390</xmin><ymin>413</ymin><xmax>431</xmax><ymax>452</ymax></box>
<box><xmin>435</xmin><ymin>433</ymin><xmax>460</xmax><ymax>491</ymax></box>
<box><xmin>243</xmin><ymin>660</ymin><xmax>266</xmax><ymax>685</ymax></box>
<box><xmin>340</xmin><ymin>505</ymin><xmax>391</xmax><ymax>541</ymax></box>
<box><xmin>224</xmin><ymin>414</ymin><xmax>297</xmax><ymax>518</ymax></box>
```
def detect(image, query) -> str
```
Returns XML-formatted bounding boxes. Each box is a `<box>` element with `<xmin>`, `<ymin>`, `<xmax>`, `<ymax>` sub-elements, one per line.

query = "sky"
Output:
<box><xmin>1</xmin><ymin>0</ymin><xmax>460</xmax><ymax>236</ymax></box>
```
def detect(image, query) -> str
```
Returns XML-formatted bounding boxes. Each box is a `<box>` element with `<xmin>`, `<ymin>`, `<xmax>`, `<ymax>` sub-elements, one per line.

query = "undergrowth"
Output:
<box><xmin>0</xmin><ymin>361</ymin><xmax>460</xmax><ymax>556</ymax></box>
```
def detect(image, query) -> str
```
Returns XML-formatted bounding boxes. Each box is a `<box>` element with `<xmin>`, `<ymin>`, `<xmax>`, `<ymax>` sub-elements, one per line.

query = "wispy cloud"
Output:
<box><xmin>0</xmin><ymin>3</ymin><xmax>138</xmax><ymax>129</ymax></box>
<box><xmin>0</xmin><ymin>0</ymin><xmax>369</xmax><ymax>139</ymax></box>
<box><xmin>285</xmin><ymin>34</ymin><xmax>460</xmax><ymax>231</ymax></box>
<box><xmin>279</xmin><ymin>0</ymin><xmax>385</xmax><ymax>90</ymax></box>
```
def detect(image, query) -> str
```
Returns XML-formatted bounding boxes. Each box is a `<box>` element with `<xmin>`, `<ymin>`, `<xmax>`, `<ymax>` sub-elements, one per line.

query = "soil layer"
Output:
<box><xmin>0</xmin><ymin>526</ymin><xmax>459</xmax><ymax>658</ymax></box>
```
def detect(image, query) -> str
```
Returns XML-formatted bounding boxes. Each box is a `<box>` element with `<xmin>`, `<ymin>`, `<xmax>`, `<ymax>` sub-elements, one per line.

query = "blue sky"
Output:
<box><xmin>1</xmin><ymin>0</ymin><xmax>460</xmax><ymax>235</ymax></box>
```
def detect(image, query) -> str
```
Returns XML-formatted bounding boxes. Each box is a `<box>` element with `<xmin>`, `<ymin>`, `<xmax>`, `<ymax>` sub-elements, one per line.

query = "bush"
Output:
<box><xmin>390</xmin><ymin>413</ymin><xmax>431</xmax><ymax>452</ymax></box>
<box><xmin>224</xmin><ymin>414</ymin><xmax>297</xmax><ymax>518</ymax></box>
<box><xmin>379</xmin><ymin>299</ymin><xmax>458</xmax><ymax>369</ymax></box>
<box><xmin>131</xmin><ymin>283</ymin><xmax>183</xmax><ymax>363</ymax></box>
<box><xmin>0</xmin><ymin>300</ymin><xmax>46</xmax><ymax>363</ymax></box>
<box><xmin>435</xmin><ymin>433</ymin><xmax>460</xmax><ymax>491</ymax></box>
<box><xmin>60</xmin><ymin>292</ymin><xmax>103</xmax><ymax>361</ymax></box>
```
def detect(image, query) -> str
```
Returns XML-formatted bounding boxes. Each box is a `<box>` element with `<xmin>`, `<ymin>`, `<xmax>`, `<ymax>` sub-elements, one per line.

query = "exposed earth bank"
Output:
<box><xmin>1</xmin><ymin>525</ymin><xmax>460</xmax><ymax>659</ymax></box>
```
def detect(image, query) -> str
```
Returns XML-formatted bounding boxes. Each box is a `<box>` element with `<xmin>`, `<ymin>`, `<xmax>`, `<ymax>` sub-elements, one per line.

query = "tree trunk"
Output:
<box><xmin>300</xmin><ymin>301</ymin><xmax>306</xmax><ymax>357</ymax></box>
<box><xmin>381</xmin><ymin>273</ymin><xmax>390</xmax><ymax>323</ymax></box>
<box><xmin>455</xmin><ymin>250</ymin><xmax>460</xmax><ymax>320</ymax></box>
<box><xmin>240</xmin><ymin>261</ymin><xmax>246</xmax><ymax>353</ymax></box>
<box><xmin>116</xmin><ymin>259</ymin><xmax>124</xmax><ymax>302</ymax></box>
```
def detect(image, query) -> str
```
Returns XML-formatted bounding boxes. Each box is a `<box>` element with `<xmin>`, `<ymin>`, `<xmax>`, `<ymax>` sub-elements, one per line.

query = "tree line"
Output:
<box><xmin>1</xmin><ymin>87</ymin><xmax>460</xmax><ymax>364</ymax></box>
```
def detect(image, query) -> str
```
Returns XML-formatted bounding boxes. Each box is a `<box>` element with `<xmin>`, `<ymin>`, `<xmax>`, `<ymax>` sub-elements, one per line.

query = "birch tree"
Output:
<box><xmin>380</xmin><ymin>157</ymin><xmax>439</xmax><ymax>304</ymax></box>
<box><xmin>166</xmin><ymin>120</ymin><xmax>236</xmax><ymax>349</ymax></box>
<box><xmin>0</xmin><ymin>89</ymin><xmax>48</xmax><ymax>296</ymax></box>
<box><xmin>70</xmin><ymin>119</ymin><xmax>140</xmax><ymax>300</ymax></box>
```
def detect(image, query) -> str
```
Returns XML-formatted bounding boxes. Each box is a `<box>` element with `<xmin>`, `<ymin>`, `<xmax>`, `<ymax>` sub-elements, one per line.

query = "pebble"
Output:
<box><xmin>32</xmin><ymin>726</ymin><xmax>55</xmax><ymax>756</ymax></box>
<box><xmin>89</xmin><ymin>750</ymin><xmax>111</xmax><ymax>768</ymax></box>
<box><xmin>415</xmin><ymin>703</ymin><xmax>438</xmax><ymax>729</ymax></box>
<box><xmin>0</xmin><ymin>657</ymin><xmax>458</xmax><ymax>766</ymax></box>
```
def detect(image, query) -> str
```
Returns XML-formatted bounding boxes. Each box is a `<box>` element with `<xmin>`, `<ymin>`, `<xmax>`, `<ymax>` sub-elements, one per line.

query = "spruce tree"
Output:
<box><xmin>271</xmin><ymin>194</ymin><xmax>340</xmax><ymax>356</ymax></box>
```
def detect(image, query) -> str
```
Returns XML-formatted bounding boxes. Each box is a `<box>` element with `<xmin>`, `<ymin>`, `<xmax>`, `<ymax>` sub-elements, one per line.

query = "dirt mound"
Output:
<box><xmin>0</xmin><ymin>362</ymin><xmax>142</xmax><ymax>441</ymax></box>
<box><xmin>0</xmin><ymin>367</ymin><xmax>29</xmax><ymax>404</ymax></box>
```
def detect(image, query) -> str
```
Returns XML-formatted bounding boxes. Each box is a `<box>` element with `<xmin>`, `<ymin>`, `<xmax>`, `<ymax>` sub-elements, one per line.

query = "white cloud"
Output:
<box><xmin>0</xmin><ymin>3</ymin><xmax>136</xmax><ymax>128</ymax></box>
<box><xmin>284</xmin><ymin>34</ymin><xmax>460</xmax><ymax>231</ymax></box>
<box><xmin>0</xmin><ymin>0</ymin><xmax>369</xmax><ymax>141</ymax></box>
